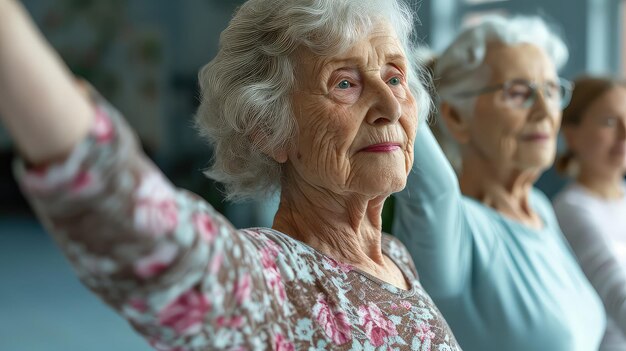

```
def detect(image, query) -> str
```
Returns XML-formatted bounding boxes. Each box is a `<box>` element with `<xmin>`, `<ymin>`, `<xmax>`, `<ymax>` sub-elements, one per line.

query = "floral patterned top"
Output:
<box><xmin>14</xmin><ymin>92</ymin><xmax>461</xmax><ymax>351</ymax></box>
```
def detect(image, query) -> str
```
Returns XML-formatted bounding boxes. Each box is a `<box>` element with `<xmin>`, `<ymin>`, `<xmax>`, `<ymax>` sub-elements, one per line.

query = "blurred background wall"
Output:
<box><xmin>0</xmin><ymin>0</ymin><xmax>624</xmax><ymax>350</ymax></box>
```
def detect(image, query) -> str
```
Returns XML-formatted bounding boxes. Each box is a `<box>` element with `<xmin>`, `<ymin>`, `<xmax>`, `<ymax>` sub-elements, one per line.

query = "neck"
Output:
<box><xmin>459</xmin><ymin>150</ymin><xmax>542</xmax><ymax>228</ymax></box>
<box><xmin>577</xmin><ymin>167</ymin><xmax>625</xmax><ymax>199</ymax></box>
<box><xmin>272</xmin><ymin>176</ymin><xmax>387</xmax><ymax>270</ymax></box>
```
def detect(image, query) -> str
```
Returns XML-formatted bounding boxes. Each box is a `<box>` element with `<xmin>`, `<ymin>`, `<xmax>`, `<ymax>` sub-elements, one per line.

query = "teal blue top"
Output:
<box><xmin>392</xmin><ymin>123</ymin><xmax>606</xmax><ymax>351</ymax></box>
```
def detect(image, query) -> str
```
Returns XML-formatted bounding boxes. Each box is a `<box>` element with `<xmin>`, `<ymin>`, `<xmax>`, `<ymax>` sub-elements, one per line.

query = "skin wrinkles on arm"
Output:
<box><xmin>0</xmin><ymin>0</ymin><xmax>93</xmax><ymax>165</ymax></box>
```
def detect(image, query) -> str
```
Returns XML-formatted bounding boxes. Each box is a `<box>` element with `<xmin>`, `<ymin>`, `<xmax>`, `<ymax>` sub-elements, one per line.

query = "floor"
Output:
<box><xmin>0</xmin><ymin>215</ymin><xmax>152</xmax><ymax>351</ymax></box>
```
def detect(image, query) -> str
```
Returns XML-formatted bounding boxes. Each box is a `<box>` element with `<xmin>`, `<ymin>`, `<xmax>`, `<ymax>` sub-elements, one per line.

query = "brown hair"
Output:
<box><xmin>556</xmin><ymin>76</ymin><xmax>626</xmax><ymax>174</ymax></box>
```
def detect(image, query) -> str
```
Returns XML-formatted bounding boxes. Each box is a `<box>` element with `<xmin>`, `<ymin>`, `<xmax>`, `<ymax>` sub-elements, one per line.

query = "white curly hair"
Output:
<box><xmin>195</xmin><ymin>0</ymin><xmax>431</xmax><ymax>200</ymax></box>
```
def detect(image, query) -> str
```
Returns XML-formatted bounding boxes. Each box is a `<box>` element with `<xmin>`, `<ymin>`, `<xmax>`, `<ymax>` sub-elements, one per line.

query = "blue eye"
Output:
<box><xmin>388</xmin><ymin>77</ymin><xmax>401</xmax><ymax>86</ymax></box>
<box><xmin>337</xmin><ymin>80</ymin><xmax>352</xmax><ymax>89</ymax></box>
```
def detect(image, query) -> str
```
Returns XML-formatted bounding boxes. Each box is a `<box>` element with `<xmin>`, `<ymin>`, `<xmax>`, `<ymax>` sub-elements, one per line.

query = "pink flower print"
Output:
<box><xmin>158</xmin><ymin>289</ymin><xmax>211</xmax><ymax>335</ymax></box>
<box><xmin>216</xmin><ymin>315</ymin><xmax>244</xmax><ymax>329</ymax></box>
<box><xmin>75</xmin><ymin>254</ymin><xmax>117</xmax><ymax>276</ymax></box>
<box><xmin>400</xmin><ymin>301</ymin><xmax>412</xmax><ymax>310</ymax></box>
<box><xmin>246</xmin><ymin>229</ymin><xmax>262</xmax><ymax>238</ymax></box>
<box><xmin>358</xmin><ymin>302</ymin><xmax>398</xmax><ymax>347</ymax></box>
<box><xmin>313</xmin><ymin>293</ymin><xmax>352</xmax><ymax>345</ymax></box>
<box><xmin>229</xmin><ymin>316</ymin><xmax>244</xmax><ymax>328</ymax></box>
<box><xmin>233</xmin><ymin>274</ymin><xmax>252</xmax><ymax>305</ymax></box>
<box><xmin>127</xmin><ymin>298</ymin><xmax>148</xmax><ymax>313</ymax></box>
<box><xmin>264</xmin><ymin>239</ymin><xmax>282</xmax><ymax>258</ymax></box>
<box><xmin>21</xmin><ymin>166</ymin><xmax>58</xmax><ymax>195</ymax></box>
<box><xmin>261</xmin><ymin>247</ymin><xmax>286</xmax><ymax>302</ymax></box>
<box><xmin>67</xmin><ymin>170</ymin><xmax>104</xmax><ymax>197</ymax></box>
<box><xmin>22</xmin><ymin>165</ymin><xmax>101</xmax><ymax>196</ymax></box>
<box><xmin>29</xmin><ymin>164</ymin><xmax>50</xmax><ymax>177</ymax></box>
<box><xmin>123</xmin><ymin>297</ymin><xmax>149</xmax><ymax>321</ymax></box>
<box><xmin>149</xmin><ymin>339</ymin><xmax>188</xmax><ymax>351</ymax></box>
<box><xmin>133</xmin><ymin>243</ymin><xmax>178</xmax><ymax>279</ymax></box>
<box><xmin>134</xmin><ymin>173</ymin><xmax>179</xmax><ymax>237</ymax></box>
<box><xmin>91</xmin><ymin>107</ymin><xmax>115</xmax><ymax>143</ymax></box>
<box><xmin>210</xmin><ymin>254</ymin><xmax>224</xmax><ymax>274</ymax></box>
<box><xmin>273</xmin><ymin>333</ymin><xmax>295</xmax><ymax>351</ymax></box>
<box><xmin>21</xmin><ymin>175</ymin><xmax>50</xmax><ymax>195</ymax></box>
<box><xmin>69</xmin><ymin>171</ymin><xmax>91</xmax><ymax>192</ymax></box>
<box><xmin>193</xmin><ymin>212</ymin><xmax>218</xmax><ymax>243</ymax></box>
<box><xmin>261</xmin><ymin>247</ymin><xmax>277</xmax><ymax>268</ymax></box>
<box><xmin>325</xmin><ymin>257</ymin><xmax>353</xmax><ymax>273</ymax></box>
<box><xmin>414</xmin><ymin>321</ymin><xmax>435</xmax><ymax>343</ymax></box>
<box><xmin>263</xmin><ymin>264</ymin><xmax>286</xmax><ymax>302</ymax></box>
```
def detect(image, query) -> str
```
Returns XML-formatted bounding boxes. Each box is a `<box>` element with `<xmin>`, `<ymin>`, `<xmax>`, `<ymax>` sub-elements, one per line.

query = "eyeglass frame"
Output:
<box><xmin>452</xmin><ymin>77</ymin><xmax>574</xmax><ymax>109</ymax></box>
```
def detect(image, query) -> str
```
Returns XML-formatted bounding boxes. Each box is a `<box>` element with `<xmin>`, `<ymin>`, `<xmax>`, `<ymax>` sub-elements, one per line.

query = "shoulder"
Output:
<box><xmin>241</xmin><ymin>227</ymin><xmax>313</xmax><ymax>256</ymax></box>
<box><xmin>529</xmin><ymin>187</ymin><xmax>560</xmax><ymax>221</ymax></box>
<box><xmin>552</xmin><ymin>184</ymin><xmax>601</xmax><ymax>222</ymax></box>
<box><xmin>553</xmin><ymin>183</ymin><xmax>589</xmax><ymax>208</ymax></box>
<box><xmin>382</xmin><ymin>234</ymin><xmax>419</xmax><ymax>280</ymax></box>
<box><xmin>460</xmin><ymin>195</ymin><xmax>502</xmax><ymax>230</ymax></box>
<box><xmin>530</xmin><ymin>187</ymin><xmax>552</xmax><ymax>207</ymax></box>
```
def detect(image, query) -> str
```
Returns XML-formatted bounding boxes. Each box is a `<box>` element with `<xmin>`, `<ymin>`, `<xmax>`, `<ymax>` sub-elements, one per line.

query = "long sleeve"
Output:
<box><xmin>13</xmin><ymin>92</ymin><xmax>288</xmax><ymax>350</ymax></box>
<box><xmin>392</xmin><ymin>124</ymin><xmax>607</xmax><ymax>350</ymax></box>
<box><xmin>555</xmin><ymin>201</ymin><xmax>626</xmax><ymax>336</ymax></box>
<box><xmin>392</xmin><ymin>122</ymin><xmax>472</xmax><ymax>298</ymax></box>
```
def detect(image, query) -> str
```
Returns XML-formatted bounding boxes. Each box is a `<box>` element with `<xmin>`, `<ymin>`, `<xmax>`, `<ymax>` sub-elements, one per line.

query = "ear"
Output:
<box><xmin>440</xmin><ymin>102</ymin><xmax>470</xmax><ymax>144</ymax></box>
<box><xmin>270</xmin><ymin>148</ymin><xmax>289</xmax><ymax>164</ymax></box>
<box><xmin>249</xmin><ymin>129</ymin><xmax>289</xmax><ymax>164</ymax></box>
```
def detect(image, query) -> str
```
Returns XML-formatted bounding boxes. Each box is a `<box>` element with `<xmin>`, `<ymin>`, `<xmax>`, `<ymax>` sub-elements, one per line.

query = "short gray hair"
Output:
<box><xmin>431</xmin><ymin>15</ymin><xmax>569</xmax><ymax>171</ymax></box>
<box><xmin>435</xmin><ymin>15</ymin><xmax>569</xmax><ymax>114</ymax></box>
<box><xmin>196</xmin><ymin>0</ymin><xmax>430</xmax><ymax>201</ymax></box>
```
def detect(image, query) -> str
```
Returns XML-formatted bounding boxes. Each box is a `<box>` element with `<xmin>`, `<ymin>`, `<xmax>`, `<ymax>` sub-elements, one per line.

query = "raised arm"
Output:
<box><xmin>556</xmin><ymin>203</ymin><xmax>626</xmax><ymax>336</ymax></box>
<box><xmin>0</xmin><ymin>0</ymin><xmax>93</xmax><ymax>165</ymax></box>
<box><xmin>1</xmin><ymin>2</ymin><xmax>289</xmax><ymax>349</ymax></box>
<box><xmin>392</xmin><ymin>121</ymin><xmax>472</xmax><ymax>298</ymax></box>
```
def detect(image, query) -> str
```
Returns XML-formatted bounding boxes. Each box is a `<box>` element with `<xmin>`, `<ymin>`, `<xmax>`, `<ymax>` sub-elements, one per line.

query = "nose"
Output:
<box><xmin>528</xmin><ymin>89</ymin><xmax>555</xmax><ymax>123</ymax></box>
<box><xmin>365</xmin><ymin>79</ymin><xmax>402</xmax><ymax>125</ymax></box>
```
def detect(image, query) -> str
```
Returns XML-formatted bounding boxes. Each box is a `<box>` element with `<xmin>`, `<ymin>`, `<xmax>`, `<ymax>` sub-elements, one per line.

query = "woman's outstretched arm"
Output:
<box><xmin>392</xmin><ymin>121</ymin><xmax>473</xmax><ymax>298</ymax></box>
<box><xmin>0</xmin><ymin>0</ymin><xmax>93</xmax><ymax>165</ymax></box>
<box><xmin>1</xmin><ymin>2</ymin><xmax>295</xmax><ymax>349</ymax></box>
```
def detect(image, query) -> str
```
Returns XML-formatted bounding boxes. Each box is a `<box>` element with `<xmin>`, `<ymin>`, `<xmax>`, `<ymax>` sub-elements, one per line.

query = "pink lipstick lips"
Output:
<box><xmin>360</xmin><ymin>143</ymin><xmax>402</xmax><ymax>153</ymax></box>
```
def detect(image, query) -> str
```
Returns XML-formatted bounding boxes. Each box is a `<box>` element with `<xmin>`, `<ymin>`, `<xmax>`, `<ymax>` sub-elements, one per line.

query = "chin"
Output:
<box><xmin>516</xmin><ymin>156</ymin><xmax>554</xmax><ymax>173</ymax></box>
<box><xmin>357</xmin><ymin>173</ymin><xmax>406</xmax><ymax>197</ymax></box>
<box><xmin>608</xmin><ymin>159</ymin><xmax>626</xmax><ymax>174</ymax></box>
<box><xmin>518</xmin><ymin>148</ymin><xmax>556</xmax><ymax>169</ymax></box>
<box><xmin>387</xmin><ymin>177</ymin><xmax>407</xmax><ymax>194</ymax></box>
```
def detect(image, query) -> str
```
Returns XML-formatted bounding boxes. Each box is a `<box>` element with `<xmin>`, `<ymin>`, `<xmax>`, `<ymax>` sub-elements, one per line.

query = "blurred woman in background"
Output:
<box><xmin>553</xmin><ymin>76</ymin><xmax>626</xmax><ymax>351</ymax></box>
<box><xmin>393</xmin><ymin>15</ymin><xmax>606</xmax><ymax>351</ymax></box>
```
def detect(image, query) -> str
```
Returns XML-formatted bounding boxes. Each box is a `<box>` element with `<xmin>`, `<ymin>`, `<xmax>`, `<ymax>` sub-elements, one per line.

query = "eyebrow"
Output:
<box><xmin>324</xmin><ymin>52</ymin><xmax>407</xmax><ymax>71</ymax></box>
<box><xmin>385</xmin><ymin>53</ymin><xmax>408</xmax><ymax>63</ymax></box>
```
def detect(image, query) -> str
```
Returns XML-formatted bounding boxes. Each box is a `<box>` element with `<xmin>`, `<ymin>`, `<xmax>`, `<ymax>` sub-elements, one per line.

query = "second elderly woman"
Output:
<box><xmin>393</xmin><ymin>16</ymin><xmax>605</xmax><ymax>351</ymax></box>
<box><xmin>0</xmin><ymin>0</ymin><xmax>461</xmax><ymax>349</ymax></box>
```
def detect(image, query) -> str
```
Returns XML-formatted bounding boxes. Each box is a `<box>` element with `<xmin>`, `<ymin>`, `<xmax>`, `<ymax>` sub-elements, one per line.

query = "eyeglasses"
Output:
<box><xmin>453</xmin><ymin>78</ymin><xmax>574</xmax><ymax>109</ymax></box>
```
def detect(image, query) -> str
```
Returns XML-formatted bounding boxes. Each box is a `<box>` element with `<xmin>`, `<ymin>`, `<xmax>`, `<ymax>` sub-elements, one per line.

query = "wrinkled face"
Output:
<box><xmin>566</xmin><ymin>86</ymin><xmax>626</xmax><ymax>177</ymax></box>
<box><xmin>469</xmin><ymin>43</ymin><xmax>561</xmax><ymax>172</ymax></box>
<box><xmin>286</xmin><ymin>23</ymin><xmax>418</xmax><ymax>197</ymax></box>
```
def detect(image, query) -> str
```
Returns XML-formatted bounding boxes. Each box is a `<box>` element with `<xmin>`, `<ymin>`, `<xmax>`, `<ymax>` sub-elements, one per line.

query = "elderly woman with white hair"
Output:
<box><xmin>0</xmin><ymin>0</ymin><xmax>461</xmax><ymax>350</ymax></box>
<box><xmin>393</xmin><ymin>16</ymin><xmax>606</xmax><ymax>351</ymax></box>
